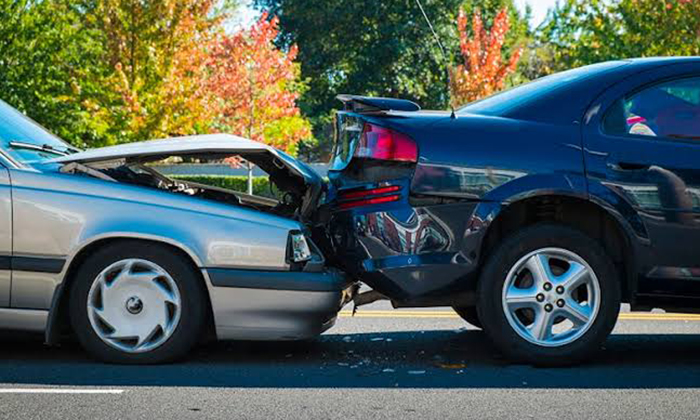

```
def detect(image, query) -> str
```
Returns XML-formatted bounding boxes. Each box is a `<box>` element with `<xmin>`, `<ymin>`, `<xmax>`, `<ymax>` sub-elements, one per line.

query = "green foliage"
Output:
<box><xmin>171</xmin><ymin>175</ymin><xmax>275</xmax><ymax>198</ymax></box>
<box><xmin>253</xmin><ymin>0</ymin><xmax>529</xmax><ymax>161</ymax></box>
<box><xmin>541</xmin><ymin>0</ymin><xmax>700</xmax><ymax>72</ymax></box>
<box><xmin>1</xmin><ymin>0</ymin><xmax>314</xmax><ymax>156</ymax></box>
<box><xmin>0</xmin><ymin>0</ymin><xmax>108</xmax><ymax>147</ymax></box>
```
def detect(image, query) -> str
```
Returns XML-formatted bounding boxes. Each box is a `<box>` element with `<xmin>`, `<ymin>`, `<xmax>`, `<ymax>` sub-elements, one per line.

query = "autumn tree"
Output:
<box><xmin>87</xmin><ymin>0</ymin><xmax>230</xmax><ymax>145</ymax></box>
<box><xmin>449</xmin><ymin>7</ymin><xmax>522</xmax><ymax>107</ymax></box>
<box><xmin>253</xmin><ymin>0</ymin><xmax>529</xmax><ymax>160</ymax></box>
<box><xmin>206</xmin><ymin>13</ymin><xmax>310</xmax><ymax>191</ymax></box>
<box><xmin>208</xmin><ymin>13</ymin><xmax>310</xmax><ymax>153</ymax></box>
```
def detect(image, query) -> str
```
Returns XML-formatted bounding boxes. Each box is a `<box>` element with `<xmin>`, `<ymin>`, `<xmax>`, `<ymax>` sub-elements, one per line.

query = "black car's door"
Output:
<box><xmin>583</xmin><ymin>62</ymin><xmax>700</xmax><ymax>304</ymax></box>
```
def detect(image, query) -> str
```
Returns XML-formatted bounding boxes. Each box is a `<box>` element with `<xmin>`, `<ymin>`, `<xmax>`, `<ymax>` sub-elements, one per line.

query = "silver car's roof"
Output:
<box><xmin>50</xmin><ymin>134</ymin><xmax>272</xmax><ymax>164</ymax></box>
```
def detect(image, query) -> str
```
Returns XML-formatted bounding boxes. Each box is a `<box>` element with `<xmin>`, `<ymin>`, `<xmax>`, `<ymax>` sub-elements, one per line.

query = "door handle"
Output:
<box><xmin>616</xmin><ymin>161</ymin><xmax>651</xmax><ymax>171</ymax></box>
<box><xmin>608</xmin><ymin>161</ymin><xmax>651</xmax><ymax>171</ymax></box>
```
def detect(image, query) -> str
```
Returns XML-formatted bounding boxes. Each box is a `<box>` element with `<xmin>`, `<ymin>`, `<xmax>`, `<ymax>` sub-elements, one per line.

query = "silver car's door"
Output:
<box><xmin>0</xmin><ymin>165</ymin><xmax>11</xmax><ymax>306</ymax></box>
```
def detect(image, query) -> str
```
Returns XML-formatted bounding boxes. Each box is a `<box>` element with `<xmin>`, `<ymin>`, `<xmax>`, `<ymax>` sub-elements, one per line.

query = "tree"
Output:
<box><xmin>541</xmin><ymin>0</ymin><xmax>700</xmax><ymax>72</ymax></box>
<box><xmin>0</xmin><ymin>0</ymin><xmax>106</xmax><ymax>147</ymax></box>
<box><xmin>449</xmin><ymin>7</ymin><xmax>522</xmax><ymax>106</ymax></box>
<box><xmin>1</xmin><ymin>0</ymin><xmax>238</xmax><ymax>148</ymax></box>
<box><xmin>91</xmin><ymin>0</ymin><xmax>226</xmax><ymax>145</ymax></box>
<box><xmin>253</xmin><ymin>0</ymin><xmax>529</xmax><ymax>160</ymax></box>
<box><xmin>207</xmin><ymin>13</ymin><xmax>311</xmax><ymax>191</ymax></box>
<box><xmin>208</xmin><ymin>13</ymin><xmax>310</xmax><ymax>154</ymax></box>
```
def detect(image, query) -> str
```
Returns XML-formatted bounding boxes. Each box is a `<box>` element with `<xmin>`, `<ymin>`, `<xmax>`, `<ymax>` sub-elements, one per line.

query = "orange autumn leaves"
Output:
<box><xmin>102</xmin><ymin>2</ymin><xmax>308</xmax><ymax>155</ymax></box>
<box><xmin>99</xmin><ymin>2</ymin><xmax>519</xmax><ymax>151</ymax></box>
<box><xmin>450</xmin><ymin>7</ymin><xmax>522</xmax><ymax>107</ymax></box>
<box><xmin>99</xmin><ymin>0</ymin><xmax>221</xmax><ymax>142</ymax></box>
<box><xmin>208</xmin><ymin>14</ymin><xmax>310</xmax><ymax>154</ymax></box>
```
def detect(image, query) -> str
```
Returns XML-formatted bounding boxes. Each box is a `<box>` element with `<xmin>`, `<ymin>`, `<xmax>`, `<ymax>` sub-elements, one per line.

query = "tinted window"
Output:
<box><xmin>457</xmin><ymin>61</ymin><xmax>627</xmax><ymax>116</ymax></box>
<box><xmin>604</xmin><ymin>77</ymin><xmax>700</xmax><ymax>140</ymax></box>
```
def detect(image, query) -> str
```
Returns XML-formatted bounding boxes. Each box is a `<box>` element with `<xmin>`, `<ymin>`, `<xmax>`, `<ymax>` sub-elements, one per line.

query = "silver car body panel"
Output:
<box><xmin>0</xmin><ymin>134</ymin><xmax>344</xmax><ymax>341</ymax></box>
<box><xmin>202</xmin><ymin>270</ymin><xmax>342</xmax><ymax>340</ymax></box>
<box><xmin>0</xmin><ymin>308</ymin><xmax>48</xmax><ymax>332</ymax></box>
<box><xmin>10</xmin><ymin>167</ymin><xmax>297</xmax><ymax>306</ymax></box>
<box><xmin>0</xmin><ymin>167</ymin><xmax>11</xmax><ymax>307</ymax></box>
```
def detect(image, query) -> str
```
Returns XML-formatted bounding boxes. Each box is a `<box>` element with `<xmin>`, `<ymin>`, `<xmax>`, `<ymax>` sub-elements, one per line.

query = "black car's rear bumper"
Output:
<box><xmin>328</xmin><ymin>200</ymin><xmax>487</xmax><ymax>302</ymax></box>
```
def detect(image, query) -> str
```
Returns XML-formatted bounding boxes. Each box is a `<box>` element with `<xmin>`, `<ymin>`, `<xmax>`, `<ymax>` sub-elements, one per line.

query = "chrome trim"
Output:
<box><xmin>0</xmin><ymin>148</ymin><xmax>21</xmax><ymax>169</ymax></box>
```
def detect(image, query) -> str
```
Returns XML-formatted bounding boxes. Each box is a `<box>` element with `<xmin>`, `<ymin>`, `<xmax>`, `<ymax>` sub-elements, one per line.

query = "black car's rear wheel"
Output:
<box><xmin>69</xmin><ymin>241</ymin><xmax>208</xmax><ymax>364</ymax></box>
<box><xmin>477</xmin><ymin>224</ymin><xmax>620</xmax><ymax>366</ymax></box>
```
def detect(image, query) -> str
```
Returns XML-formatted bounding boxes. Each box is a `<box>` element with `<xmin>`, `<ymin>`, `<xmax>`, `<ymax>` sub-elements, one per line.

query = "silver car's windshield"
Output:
<box><xmin>0</xmin><ymin>99</ymin><xmax>78</xmax><ymax>165</ymax></box>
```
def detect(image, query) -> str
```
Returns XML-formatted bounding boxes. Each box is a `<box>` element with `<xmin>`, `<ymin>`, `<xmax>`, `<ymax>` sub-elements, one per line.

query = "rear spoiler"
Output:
<box><xmin>336</xmin><ymin>94</ymin><xmax>421</xmax><ymax>113</ymax></box>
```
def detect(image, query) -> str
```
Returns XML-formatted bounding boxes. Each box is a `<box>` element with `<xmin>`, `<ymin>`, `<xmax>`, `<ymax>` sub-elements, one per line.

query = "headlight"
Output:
<box><xmin>288</xmin><ymin>231</ymin><xmax>312</xmax><ymax>263</ymax></box>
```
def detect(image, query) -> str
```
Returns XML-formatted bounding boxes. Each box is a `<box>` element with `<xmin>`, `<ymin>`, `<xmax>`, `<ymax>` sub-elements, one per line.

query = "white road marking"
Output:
<box><xmin>0</xmin><ymin>388</ymin><xmax>124</xmax><ymax>394</ymax></box>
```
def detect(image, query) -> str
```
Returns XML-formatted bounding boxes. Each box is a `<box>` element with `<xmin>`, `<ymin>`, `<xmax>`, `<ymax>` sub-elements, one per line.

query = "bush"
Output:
<box><xmin>171</xmin><ymin>175</ymin><xmax>275</xmax><ymax>198</ymax></box>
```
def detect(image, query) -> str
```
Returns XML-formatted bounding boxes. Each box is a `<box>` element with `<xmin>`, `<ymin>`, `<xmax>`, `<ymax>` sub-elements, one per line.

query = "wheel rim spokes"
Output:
<box><xmin>501</xmin><ymin>248</ymin><xmax>601</xmax><ymax>347</ymax></box>
<box><xmin>87</xmin><ymin>259</ymin><xmax>181</xmax><ymax>354</ymax></box>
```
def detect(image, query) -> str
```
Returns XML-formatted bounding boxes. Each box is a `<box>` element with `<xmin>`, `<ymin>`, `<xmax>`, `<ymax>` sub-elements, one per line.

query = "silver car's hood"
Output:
<box><xmin>53</xmin><ymin>134</ymin><xmax>276</xmax><ymax>164</ymax></box>
<box><xmin>51</xmin><ymin>133</ymin><xmax>321</xmax><ymax>185</ymax></box>
<box><xmin>50</xmin><ymin>134</ymin><xmax>325</xmax><ymax>220</ymax></box>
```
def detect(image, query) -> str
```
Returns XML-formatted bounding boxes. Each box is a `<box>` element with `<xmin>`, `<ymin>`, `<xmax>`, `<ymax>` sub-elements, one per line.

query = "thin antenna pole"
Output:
<box><xmin>414</xmin><ymin>0</ymin><xmax>456</xmax><ymax>118</ymax></box>
<box><xmin>415</xmin><ymin>0</ymin><xmax>446</xmax><ymax>59</ymax></box>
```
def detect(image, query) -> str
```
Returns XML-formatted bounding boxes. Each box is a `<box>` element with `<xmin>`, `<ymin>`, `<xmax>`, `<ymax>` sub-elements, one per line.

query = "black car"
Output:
<box><xmin>323</xmin><ymin>57</ymin><xmax>700</xmax><ymax>365</ymax></box>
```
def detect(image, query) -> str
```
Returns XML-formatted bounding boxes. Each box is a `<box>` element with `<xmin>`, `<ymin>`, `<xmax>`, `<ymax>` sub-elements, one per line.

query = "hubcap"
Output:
<box><xmin>501</xmin><ymin>248</ymin><xmax>601</xmax><ymax>347</ymax></box>
<box><xmin>87</xmin><ymin>259</ymin><xmax>181</xmax><ymax>354</ymax></box>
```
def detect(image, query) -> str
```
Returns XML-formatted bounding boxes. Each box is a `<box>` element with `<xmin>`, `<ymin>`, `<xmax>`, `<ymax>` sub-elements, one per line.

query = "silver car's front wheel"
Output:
<box><xmin>70</xmin><ymin>241</ymin><xmax>207</xmax><ymax>364</ymax></box>
<box><xmin>87</xmin><ymin>259</ymin><xmax>182</xmax><ymax>354</ymax></box>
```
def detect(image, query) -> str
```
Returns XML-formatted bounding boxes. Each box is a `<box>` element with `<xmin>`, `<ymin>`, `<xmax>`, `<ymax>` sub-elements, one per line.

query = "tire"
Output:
<box><xmin>453</xmin><ymin>306</ymin><xmax>482</xmax><ymax>329</ymax></box>
<box><xmin>477</xmin><ymin>223</ymin><xmax>621</xmax><ymax>366</ymax></box>
<box><xmin>69</xmin><ymin>241</ymin><xmax>208</xmax><ymax>364</ymax></box>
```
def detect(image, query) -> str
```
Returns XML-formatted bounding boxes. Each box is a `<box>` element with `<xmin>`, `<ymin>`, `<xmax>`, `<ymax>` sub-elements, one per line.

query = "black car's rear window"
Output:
<box><xmin>457</xmin><ymin>61</ymin><xmax>628</xmax><ymax>117</ymax></box>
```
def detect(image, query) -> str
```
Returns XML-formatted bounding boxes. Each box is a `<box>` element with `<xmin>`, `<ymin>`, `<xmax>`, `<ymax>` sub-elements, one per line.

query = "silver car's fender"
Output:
<box><xmin>8</xmin><ymin>168</ymin><xmax>304</xmax><ymax>340</ymax></box>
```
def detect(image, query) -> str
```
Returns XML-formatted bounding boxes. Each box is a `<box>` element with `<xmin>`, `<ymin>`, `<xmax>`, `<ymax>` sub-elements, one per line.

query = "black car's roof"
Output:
<box><xmin>458</xmin><ymin>57</ymin><xmax>700</xmax><ymax>124</ymax></box>
<box><xmin>622</xmin><ymin>56</ymin><xmax>700</xmax><ymax>65</ymax></box>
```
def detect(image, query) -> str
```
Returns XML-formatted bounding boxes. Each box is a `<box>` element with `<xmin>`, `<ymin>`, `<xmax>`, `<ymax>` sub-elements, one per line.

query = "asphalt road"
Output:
<box><xmin>0</xmin><ymin>302</ymin><xmax>699</xmax><ymax>420</ymax></box>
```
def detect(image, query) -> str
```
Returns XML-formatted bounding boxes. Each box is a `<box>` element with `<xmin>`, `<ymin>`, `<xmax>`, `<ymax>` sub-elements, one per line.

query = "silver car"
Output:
<box><xmin>0</xmin><ymin>99</ymin><xmax>350</xmax><ymax>363</ymax></box>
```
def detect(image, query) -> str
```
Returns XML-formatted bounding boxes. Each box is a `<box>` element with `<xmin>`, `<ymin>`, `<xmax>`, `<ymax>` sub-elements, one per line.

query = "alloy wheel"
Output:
<box><xmin>501</xmin><ymin>248</ymin><xmax>601</xmax><ymax>347</ymax></box>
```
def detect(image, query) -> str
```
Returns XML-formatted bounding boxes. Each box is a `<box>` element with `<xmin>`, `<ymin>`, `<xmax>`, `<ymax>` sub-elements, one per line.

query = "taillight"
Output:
<box><xmin>354</xmin><ymin>123</ymin><xmax>417</xmax><ymax>162</ymax></box>
<box><xmin>338</xmin><ymin>185</ymin><xmax>402</xmax><ymax>210</ymax></box>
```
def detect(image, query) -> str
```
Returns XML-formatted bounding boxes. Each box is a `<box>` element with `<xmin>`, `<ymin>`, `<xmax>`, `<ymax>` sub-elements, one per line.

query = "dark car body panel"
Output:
<box><xmin>583</xmin><ymin>60</ymin><xmax>700</xmax><ymax>307</ymax></box>
<box><xmin>327</xmin><ymin>58</ymin><xmax>700</xmax><ymax>310</ymax></box>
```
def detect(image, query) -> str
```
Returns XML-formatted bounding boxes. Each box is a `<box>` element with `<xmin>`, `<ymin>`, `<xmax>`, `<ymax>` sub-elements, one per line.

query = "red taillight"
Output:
<box><xmin>354</xmin><ymin>123</ymin><xmax>417</xmax><ymax>162</ymax></box>
<box><xmin>339</xmin><ymin>185</ymin><xmax>400</xmax><ymax>200</ymax></box>
<box><xmin>338</xmin><ymin>185</ymin><xmax>402</xmax><ymax>210</ymax></box>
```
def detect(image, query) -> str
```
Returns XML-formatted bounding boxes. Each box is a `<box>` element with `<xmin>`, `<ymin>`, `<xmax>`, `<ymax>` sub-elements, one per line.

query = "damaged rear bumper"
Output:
<box><xmin>203</xmin><ymin>267</ymin><xmax>352</xmax><ymax>341</ymax></box>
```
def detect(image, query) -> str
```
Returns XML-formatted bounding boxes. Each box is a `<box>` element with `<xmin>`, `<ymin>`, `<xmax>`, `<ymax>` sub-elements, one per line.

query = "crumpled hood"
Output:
<box><xmin>50</xmin><ymin>133</ymin><xmax>325</xmax><ymax>220</ymax></box>
<box><xmin>53</xmin><ymin>134</ymin><xmax>276</xmax><ymax>165</ymax></box>
<box><xmin>50</xmin><ymin>133</ymin><xmax>321</xmax><ymax>185</ymax></box>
